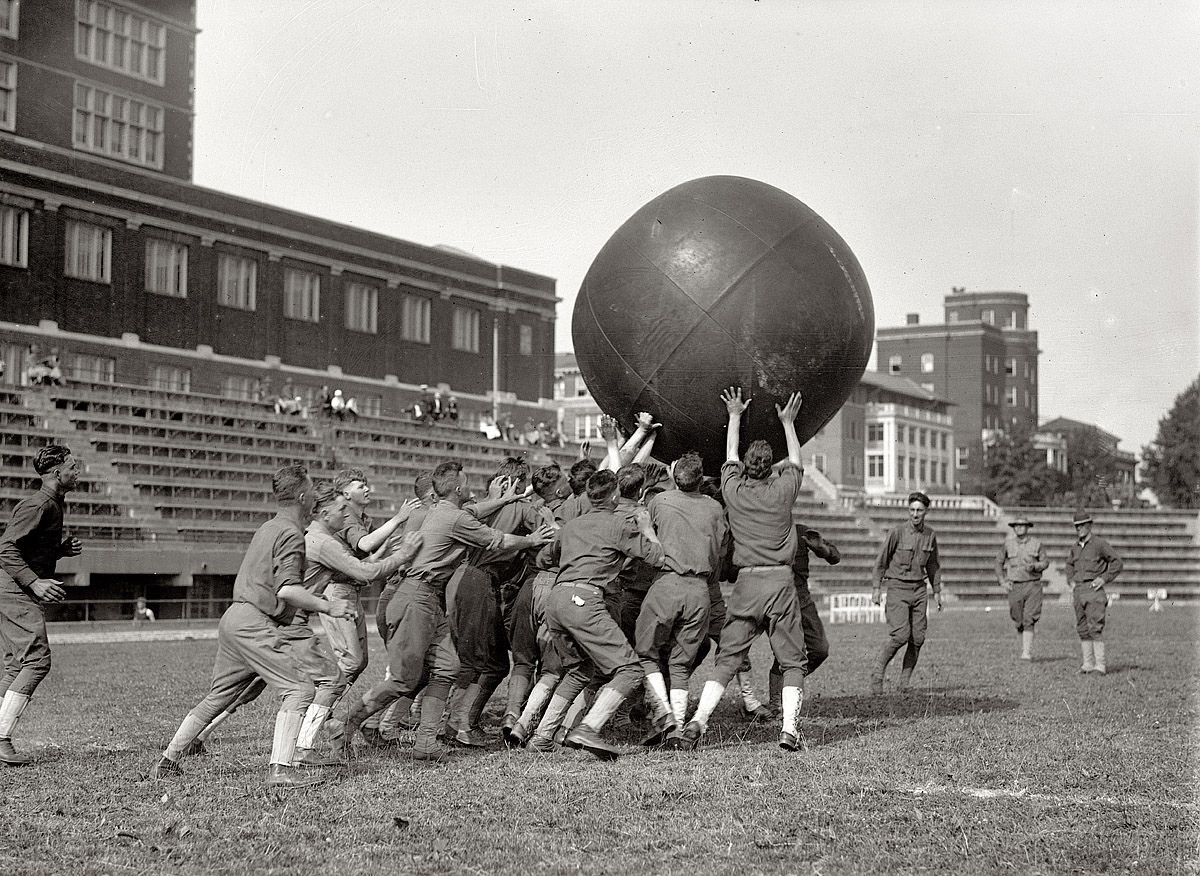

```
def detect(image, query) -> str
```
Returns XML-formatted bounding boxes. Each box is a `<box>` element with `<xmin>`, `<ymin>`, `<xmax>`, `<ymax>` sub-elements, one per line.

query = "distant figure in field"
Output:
<box><xmin>995</xmin><ymin>516</ymin><xmax>1048</xmax><ymax>660</ymax></box>
<box><xmin>870</xmin><ymin>491</ymin><xmax>943</xmax><ymax>695</ymax></box>
<box><xmin>133</xmin><ymin>597</ymin><xmax>156</xmax><ymax>624</ymax></box>
<box><xmin>0</xmin><ymin>444</ymin><xmax>83</xmax><ymax>765</ymax></box>
<box><xmin>1065</xmin><ymin>510</ymin><xmax>1123</xmax><ymax>675</ymax></box>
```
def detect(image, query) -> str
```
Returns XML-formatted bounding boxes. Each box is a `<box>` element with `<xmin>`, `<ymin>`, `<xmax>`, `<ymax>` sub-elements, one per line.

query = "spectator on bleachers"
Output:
<box><xmin>329</xmin><ymin>390</ymin><xmax>359</xmax><ymax>420</ymax></box>
<box><xmin>256</xmin><ymin>375</ymin><xmax>272</xmax><ymax>404</ymax></box>
<box><xmin>133</xmin><ymin>596</ymin><xmax>156</xmax><ymax>624</ymax></box>
<box><xmin>480</xmin><ymin>416</ymin><xmax>502</xmax><ymax>440</ymax></box>
<box><xmin>502</xmin><ymin>416</ymin><xmax>516</xmax><ymax>442</ymax></box>
<box><xmin>447</xmin><ymin>396</ymin><xmax>459</xmax><ymax>422</ymax></box>
<box><xmin>432</xmin><ymin>391</ymin><xmax>446</xmax><ymax>422</ymax></box>
<box><xmin>275</xmin><ymin>394</ymin><xmax>304</xmax><ymax>416</ymax></box>
<box><xmin>42</xmin><ymin>350</ymin><xmax>65</xmax><ymax>387</ymax></box>
<box><xmin>25</xmin><ymin>345</ymin><xmax>49</xmax><ymax>387</ymax></box>
<box><xmin>521</xmin><ymin>419</ymin><xmax>539</xmax><ymax>446</ymax></box>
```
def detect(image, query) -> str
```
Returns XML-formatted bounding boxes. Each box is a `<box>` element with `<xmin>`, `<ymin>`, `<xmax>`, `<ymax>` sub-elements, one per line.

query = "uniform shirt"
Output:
<box><xmin>0</xmin><ymin>485</ymin><xmax>67</xmax><ymax>592</ymax></box>
<box><xmin>1065</xmin><ymin>533</ymin><xmax>1123</xmax><ymax>586</ymax></box>
<box><xmin>468</xmin><ymin>499</ymin><xmax>543</xmax><ymax>583</ymax></box>
<box><xmin>552</xmin><ymin>507</ymin><xmax>665</xmax><ymax>596</ymax></box>
<box><xmin>995</xmin><ymin>534</ymin><xmax>1049</xmax><ymax>584</ymax></box>
<box><xmin>336</xmin><ymin>508</ymin><xmax>374</xmax><ymax>558</ymax></box>
<box><xmin>615</xmin><ymin>497</ymin><xmax>659</xmax><ymax>595</ymax></box>
<box><xmin>232</xmin><ymin>514</ymin><xmax>307</xmax><ymax>624</ymax></box>
<box><xmin>720</xmin><ymin>460</ymin><xmax>803</xmax><ymax>568</ymax></box>
<box><xmin>648</xmin><ymin>489</ymin><xmax>728</xmax><ymax>578</ymax></box>
<box><xmin>304</xmin><ymin>519</ymin><xmax>412</xmax><ymax>599</ymax></box>
<box><xmin>791</xmin><ymin>524</ymin><xmax>841</xmax><ymax>594</ymax></box>
<box><xmin>559</xmin><ymin>491</ymin><xmax>593</xmax><ymax>523</ymax></box>
<box><xmin>875</xmin><ymin>522</ymin><xmax>942</xmax><ymax>590</ymax></box>
<box><xmin>407</xmin><ymin>500</ymin><xmax>506</xmax><ymax>589</ymax></box>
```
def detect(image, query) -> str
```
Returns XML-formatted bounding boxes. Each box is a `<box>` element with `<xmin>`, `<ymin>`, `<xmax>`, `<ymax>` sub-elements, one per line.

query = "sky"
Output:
<box><xmin>192</xmin><ymin>0</ymin><xmax>1199</xmax><ymax>455</ymax></box>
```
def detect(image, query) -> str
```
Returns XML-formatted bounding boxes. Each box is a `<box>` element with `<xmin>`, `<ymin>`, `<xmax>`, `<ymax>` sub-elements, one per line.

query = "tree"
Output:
<box><xmin>983</xmin><ymin>421</ymin><xmax>1065</xmax><ymax>506</ymax></box>
<box><xmin>1141</xmin><ymin>374</ymin><xmax>1200</xmax><ymax>508</ymax></box>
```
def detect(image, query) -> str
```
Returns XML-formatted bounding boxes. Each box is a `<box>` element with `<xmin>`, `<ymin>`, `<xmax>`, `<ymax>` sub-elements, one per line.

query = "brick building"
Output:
<box><xmin>0</xmin><ymin>0</ymin><xmax>556</xmax><ymax>423</ymax></box>
<box><xmin>875</xmin><ymin>287</ymin><xmax>1039</xmax><ymax>493</ymax></box>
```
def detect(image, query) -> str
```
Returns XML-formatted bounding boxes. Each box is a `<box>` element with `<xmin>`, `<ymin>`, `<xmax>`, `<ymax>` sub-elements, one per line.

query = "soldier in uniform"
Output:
<box><xmin>995</xmin><ymin>516</ymin><xmax>1049</xmax><ymax>660</ymax></box>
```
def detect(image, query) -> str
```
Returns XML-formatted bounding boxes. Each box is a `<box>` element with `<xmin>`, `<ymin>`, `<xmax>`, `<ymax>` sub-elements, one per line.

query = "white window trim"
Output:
<box><xmin>74</xmin><ymin>0</ymin><xmax>166</xmax><ymax>85</ymax></box>
<box><xmin>0</xmin><ymin>0</ymin><xmax>18</xmax><ymax>39</ymax></box>
<box><xmin>283</xmin><ymin>267</ymin><xmax>321</xmax><ymax>323</ymax></box>
<box><xmin>0</xmin><ymin>57</ymin><xmax>15</xmax><ymax>132</ymax></box>
<box><xmin>217</xmin><ymin>253</ymin><xmax>257</xmax><ymax>311</ymax></box>
<box><xmin>0</xmin><ymin>204</ymin><xmax>28</xmax><ymax>268</ymax></box>
<box><xmin>401</xmin><ymin>295</ymin><xmax>431</xmax><ymax>344</ymax></box>
<box><xmin>452</xmin><ymin>305</ymin><xmax>480</xmax><ymax>353</ymax></box>
<box><xmin>64</xmin><ymin>219</ymin><xmax>112</xmax><ymax>283</ymax></box>
<box><xmin>72</xmin><ymin>80</ymin><xmax>165</xmax><ymax>170</ymax></box>
<box><xmin>144</xmin><ymin>237</ymin><xmax>187</xmax><ymax>297</ymax></box>
<box><xmin>344</xmin><ymin>282</ymin><xmax>378</xmax><ymax>334</ymax></box>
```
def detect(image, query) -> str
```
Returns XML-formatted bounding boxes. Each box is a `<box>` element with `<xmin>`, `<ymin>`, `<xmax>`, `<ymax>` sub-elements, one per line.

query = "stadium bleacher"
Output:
<box><xmin>0</xmin><ymin>382</ymin><xmax>1195</xmax><ymax>622</ymax></box>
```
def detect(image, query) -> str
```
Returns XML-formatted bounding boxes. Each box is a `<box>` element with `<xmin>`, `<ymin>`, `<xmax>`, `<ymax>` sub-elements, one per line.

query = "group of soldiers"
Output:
<box><xmin>0</xmin><ymin>388</ymin><xmax>1125</xmax><ymax>786</ymax></box>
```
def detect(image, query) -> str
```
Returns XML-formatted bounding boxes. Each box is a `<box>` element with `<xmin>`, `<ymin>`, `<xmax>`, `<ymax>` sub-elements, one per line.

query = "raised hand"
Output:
<box><xmin>634</xmin><ymin>411</ymin><xmax>662</xmax><ymax>431</ymax></box>
<box><xmin>721</xmin><ymin>387</ymin><xmax>751</xmax><ymax>417</ymax></box>
<box><xmin>599</xmin><ymin>415</ymin><xmax>620</xmax><ymax>442</ymax></box>
<box><xmin>775</xmin><ymin>391</ymin><xmax>804</xmax><ymax>423</ymax></box>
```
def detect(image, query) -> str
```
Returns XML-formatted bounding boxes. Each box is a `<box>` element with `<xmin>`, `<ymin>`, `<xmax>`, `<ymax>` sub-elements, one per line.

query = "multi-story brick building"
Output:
<box><xmin>0</xmin><ymin>0</ymin><xmax>556</xmax><ymax>424</ymax></box>
<box><xmin>875</xmin><ymin>287</ymin><xmax>1039</xmax><ymax>493</ymax></box>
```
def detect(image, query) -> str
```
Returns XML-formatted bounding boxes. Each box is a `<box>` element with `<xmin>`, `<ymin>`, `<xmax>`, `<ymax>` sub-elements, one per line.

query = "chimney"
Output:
<box><xmin>906</xmin><ymin>313</ymin><xmax>920</xmax><ymax>325</ymax></box>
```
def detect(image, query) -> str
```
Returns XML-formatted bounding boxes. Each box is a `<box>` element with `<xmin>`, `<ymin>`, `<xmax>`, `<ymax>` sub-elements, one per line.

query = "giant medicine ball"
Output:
<box><xmin>572</xmin><ymin>175</ymin><xmax>874</xmax><ymax>471</ymax></box>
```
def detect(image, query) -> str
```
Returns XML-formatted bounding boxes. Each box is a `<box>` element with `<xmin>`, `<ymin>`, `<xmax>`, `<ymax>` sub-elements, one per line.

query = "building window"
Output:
<box><xmin>575</xmin><ymin>414</ymin><xmax>602</xmax><ymax>442</ymax></box>
<box><xmin>75</xmin><ymin>0</ymin><xmax>165</xmax><ymax>85</ymax></box>
<box><xmin>940</xmin><ymin>462</ymin><xmax>948</xmax><ymax>483</ymax></box>
<box><xmin>1006</xmin><ymin>358</ymin><xmax>1016</xmax><ymax>376</ymax></box>
<box><xmin>220</xmin><ymin>374</ymin><xmax>258</xmax><ymax>401</ymax></box>
<box><xmin>920</xmin><ymin>353</ymin><xmax>934</xmax><ymax>373</ymax></box>
<box><xmin>72</xmin><ymin>83</ymin><xmax>164</xmax><ymax>169</ymax></box>
<box><xmin>919</xmin><ymin>428</ymin><xmax>927</xmax><ymax>448</ymax></box>
<box><xmin>956</xmin><ymin>447</ymin><xmax>969</xmax><ymax>469</ymax></box>
<box><xmin>1024</xmin><ymin>390</ymin><xmax>1031</xmax><ymax>409</ymax></box>
<box><xmin>0</xmin><ymin>1</ymin><xmax>19</xmax><ymax>39</ymax></box>
<box><xmin>982</xmin><ymin>309</ymin><xmax>994</xmax><ymax>325</ymax></box>
<box><xmin>64</xmin><ymin>219</ymin><xmax>111</xmax><ymax>282</ymax></box>
<box><xmin>811</xmin><ymin>453</ymin><xmax>826</xmax><ymax>473</ymax></box>
<box><xmin>908</xmin><ymin>457</ymin><xmax>916</xmax><ymax>480</ymax></box>
<box><xmin>940</xmin><ymin>432</ymin><xmax>947</xmax><ymax>451</ymax></box>
<box><xmin>67</xmin><ymin>352</ymin><xmax>114</xmax><ymax>384</ymax></box>
<box><xmin>919</xmin><ymin>459</ymin><xmax>927</xmax><ymax>482</ymax></box>
<box><xmin>358</xmin><ymin>394</ymin><xmax>382</xmax><ymax>417</ymax></box>
<box><xmin>867</xmin><ymin>422</ymin><xmax>884</xmax><ymax>443</ymax></box>
<box><xmin>283</xmin><ymin>268</ymin><xmax>320</xmax><ymax>323</ymax></box>
<box><xmin>452</xmin><ymin>306</ymin><xmax>480</xmax><ymax>353</ymax></box>
<box><xmin>1005</xmin><ymin>310</ymin><xmax>1017</xmax><ymax>328</ymax></box>
<box><xmin>401</xmin><ymin>295</ymin><xmax>430</xmax><ymax>343</ymax></box>
<box><xmin>150</xmin><ymin>364</ymin><xmax>190</xmax><ymax>393</ymax></box>
<box><xmin>1005</xmin><ymin>386</ymin><xmax>1017</xmax><ymax>406</ymax></box>
<box><xmin>0</xmin><ymin>205</ymin><xmax>28</xmax><ymax>268</ymax></box>
<box><xmin>921</xmin><ymin>382</ymin><xmax>935</xmax><ymax>393</ymax></box>
<box><xmin>888</xmin><ymin>355</ymin><xmax>901</xmax><ymax>374</ymax></box>
<box><xmin>345</xmin><ymin>282</ymin><xmax>377</xmax><ymax>334</ymax></box>
<box><xmin>0</xmin><ymin>58</ymin><xmax>15</xmax><ymax>132</ymax></box>
<box><xmin>217</xmin><ymin>254</ymin><xmax>257</xmax><ymax>311</ymax></box>
<box><xmin>948</xmin><ymin>310</ymin><xmax>959</xmax><ymax>323</ymax></box>
<box><xmin>144</xmin><ymin>239</ymin><xmax>187</xmax><ymax>297</ymax></box>
<box><xmin>867</xmin><ymin>453</ymin><xmax>884</xmax><ymax>478</ymax></box>
<box><xmin>518</xmin><ymin>324</ymin><xmax>533</xmax><ymax>356</ymax></box>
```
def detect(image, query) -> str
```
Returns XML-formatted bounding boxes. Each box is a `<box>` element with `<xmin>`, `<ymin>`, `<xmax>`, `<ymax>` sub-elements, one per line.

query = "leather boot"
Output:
<box><xmin>266</xmin><ymin>763</ymin><xmax>324</xmax><ymax>788</ymax></box>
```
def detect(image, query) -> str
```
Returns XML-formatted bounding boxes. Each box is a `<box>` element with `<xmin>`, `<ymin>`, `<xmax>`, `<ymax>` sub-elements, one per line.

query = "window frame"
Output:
<box><xmin>66</xmin><ymin>352</ymin><xmax>115</xmax><ymax>384</ymax></box>
<box><xmin>283</xmin><ymin>266</ymin><xmax>321</xmax><ymax>323</ymax></box>
<box><xmin>344</xmin><ymin>281</ymin><xmax>378</xmax><ymax>334</ymax></box>
<box><xmin>63</xmin><ymin>219</ymin><xmax>112</xmax><ymax>283</ymax></box>
<box><xmin>0</xmin><ymin>56</ymin><xmax>15</xmax><ymax>132</ymax></box>
<box><xmin>72</xmin><ymin>81</ymin><xmax>165</xmax><ymax>169</ymax></box>
<box><xmin>518</xmin><ymin>324</ymin><xmax>533</xmax><ymax>356</ymax></box>
<box><xmin>400</xmin><ymin>294</ymin><xmax>431</xmax><ymax>344</ymax></box>
<box><xmin>451</xmin><ymin>305</ymin><xmax>481</xmax><ymax>354</ymax></box>
<box><xmin>0</xmin><ymin>204</ymin><xmax>28</xmax><ymax>268</ymax></box>
<box><xmin>144</xmin><ymin>237</ymin><xmax>188</xmax><ymax>298</ymax></box>
<box><xmin>920</xmin><ymin>352</ymin><xmax>934</xmax><ymax>373</ymax></box>
<box><xmin>216</xmin><ymin>253</ymin><xmax>258</xmax><ymax>311</ymax></box>
<box><xmin>0</xmin><ymin>1</ymin><xmax>19</xmax><ymax>39</ymax></box>
<box><xmin>888</xmin><ymin>354</ymin><xmax>902</xmax><ymax>374</ymax></box>
<box><xmin>150</xmin><ymin>363</ymin><xmax>191</xmax><ymax>393</ymax></box>
<box><xmin>74</xmin><ymin>0</ymin><xmax>166</xmax><ymax>85</ymax></box>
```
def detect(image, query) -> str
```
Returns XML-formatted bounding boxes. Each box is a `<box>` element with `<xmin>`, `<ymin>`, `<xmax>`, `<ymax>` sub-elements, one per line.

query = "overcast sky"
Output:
<box><xmin>193</xmin><ymin>0</ymin><xmax>1199</xmax><ymax>454</ymax></box>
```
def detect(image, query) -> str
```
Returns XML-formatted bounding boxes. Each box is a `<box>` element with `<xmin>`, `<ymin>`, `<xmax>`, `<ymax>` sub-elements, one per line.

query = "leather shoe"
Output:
<box><xmin>453</xmin><ymin>728</ymin><xmax>490</xmax><ymax>748</ymax></box>
<box><xmin>779</xmin><ymin>731</ymin><xmax>803</xmax><ymax>752</ymax></box>
<box><xmin>679</xmin><ymin>720</ymin><xmax>704</xmax><ymax>750</ymax></box>
<box><xmin>266</xmin><ymin>764</ymin><xmax>324</xmax><ymax>788</ymax></box>
<box><xmin>740</xmin><ymin>704</ymin><xmax>777</xmax><ymax>722</ymax></box>
<box><xmin>359</xmin><ymin>726</ymin><xmax>392</xmax><ymax>748</ymax></box>
<box><xmin>150</xmin><ymin>756</ymin><xmax>183</xmax><ymax>778</ymax></box>
<box><xmin>639</xmin><ymin>713</ymin><xmax>678</xmax><ymax>747</ymax></box>
<box><xmin>504</xmin><ymin>723</ymin><xmax>528</xmax><ymax>749</ymax></box>
<box><xmin>563</xmin><ymin>726</ymin><xmax>620</xmax><ymax>761</ymax></box>
<box><xmin>292</xmin><ymin>748</ymin><xmax>344</xmax><ymax>768</ymax></box>
<box><xmin>526</xmin><ymin>734</ymin><xmax>555</xmax><ymax>753</ymax></box>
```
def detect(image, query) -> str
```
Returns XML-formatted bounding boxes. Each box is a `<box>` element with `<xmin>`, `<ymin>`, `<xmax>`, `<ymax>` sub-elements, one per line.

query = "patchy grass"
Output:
<box><xmin>1</xmin><ymin>602</ymin><xmax>1197</xmax><ymax>875</ymax></box>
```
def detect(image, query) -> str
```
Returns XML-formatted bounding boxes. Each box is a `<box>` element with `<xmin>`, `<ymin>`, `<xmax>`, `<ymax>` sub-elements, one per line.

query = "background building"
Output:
<box><xmin>860</xmin><ymin>372</ymin><xmax>955</xmax><ymax>496</ymax></box>
<box><xmin>0</xmin><ymin>0</ymin><xmax>556</xmax><ymax>424</ymax></box>
<box><xmin>875</xmin><ymin>287</ymin><xmax>1039</xmax><ymax>493</ymax></box>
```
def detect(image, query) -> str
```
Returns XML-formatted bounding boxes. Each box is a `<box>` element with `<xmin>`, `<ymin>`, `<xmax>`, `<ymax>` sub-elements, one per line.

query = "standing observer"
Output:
<box><xmin>0</xmin><ymin>445</ymin><xmax>83</xmax><ymax>765</ymax></box>
<box><xmin>1065</xmin><ymin>510</ymin><xmax>1123</xmax><ymax>675</ymax></box>
<box><xmin>995</xmin><ymin>516</ymin><xmax>1049</xmax><ymax>660</ymax></box>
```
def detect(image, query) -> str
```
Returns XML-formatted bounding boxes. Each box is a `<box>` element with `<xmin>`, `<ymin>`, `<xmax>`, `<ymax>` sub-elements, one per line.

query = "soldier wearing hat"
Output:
<box><xmin>995</xmin><ymin>516</ymin><xmax>1049</xmax><ymax>660</ymax></box>
<box><xmin>1065</xmin><ymin>510</ymin><xmax>1123</xmax><ymax>675</ymax></box>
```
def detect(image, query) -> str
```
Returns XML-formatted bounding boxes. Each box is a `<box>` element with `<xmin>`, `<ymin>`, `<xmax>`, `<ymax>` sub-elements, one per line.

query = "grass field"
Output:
<box><xmin>1</xmin><ymin>602</ymin><xmax>1197</xmax><ymax>876</ymax></box>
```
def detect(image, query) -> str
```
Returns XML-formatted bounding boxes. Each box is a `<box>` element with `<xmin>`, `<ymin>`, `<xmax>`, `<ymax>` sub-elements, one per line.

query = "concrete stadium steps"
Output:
<box><xmin>791</xmin><ymin>491</ymin><xmax>881</xmax><ymax>593</ymax></box>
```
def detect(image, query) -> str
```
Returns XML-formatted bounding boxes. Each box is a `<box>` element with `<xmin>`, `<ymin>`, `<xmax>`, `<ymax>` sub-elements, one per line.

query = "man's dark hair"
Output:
<box><xmin>34</xmin><ymin>444</ymin><xmax>72</xmax><ymax>476</ymax></box>
<box><xmin>672</xmin><ymin>452</ymin><xmax>704</xmax><ymax>492</ymax></box>
<box><xmin>432</xmin><ymin>460</ymin><xmax>465</xmax><ymax>498</ymax></box>
<box><xmin>313</xmin><ymin>481</ymin><xmax>343</xmax><ymax>514</ymax></box>
<box><xmin>531</xmin><ymin>463</ymin><xmax>563</xmax><ymax>499</ymax></box>
<box><xmin>494</xmin><ymin>457</ymin><xmax>530</xmax><ymax>487</ymax></box>
<box><xmin>616</xmin><ymin>464</ymin><xmax>645</xmax><ymax>500</ymax></box>
<box><xmin>414</xmin><ymin>471</ymin><xmax>433</xmax><ymax>498</ymax></box>
<box><xmin>333</xmin><ymin>468</ymin><xmax>368</xmax><ymax>494</ymax></box>
<box><xmin>585</xmin><ymin>469</ymin><xmax>619</xmax><ymax>504</ymax></box>
<box><xmin>908</xmin><ymin>491</ymin><xmax>931</xmax><ymax>508</ymax></box>
<box><xmin>568</xmin><ymin>459</ymin><xmax>597</xmax><ymax>495</ymax></box>
<box><xmin>272</xmin><ymin>464</ymin><xmax>310</xmax><ymax>502</ymax></box>
<box><xmin>743</xmin><ymin>440</ymin><xmax>774</xmax><ymax>480</ymax></box>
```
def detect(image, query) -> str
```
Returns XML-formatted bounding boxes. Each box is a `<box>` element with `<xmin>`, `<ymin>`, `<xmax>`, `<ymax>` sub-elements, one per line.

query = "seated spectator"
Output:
<box><xmin>133</xmin><ymin>597</ymin><xmax>156</xmax><ymax>624</ymax></box>
<box><xmin>329</xmin><ymin>389</ymin><xmax>359</xmax><ymax>420</ymax></box>
<box><xmin>480</xmin><ymin>417</ymin><xmax>502</xmax><ymax>440</ymax></box>
<box><xmin>431</xmin><ymin>391</ymin><xmax>446</xmax><ymax>422</ymax></box>
<box><xmin>44</xmin><ymin>351</ymin><xmax>65</xmax><ymax>387</ymax></box>
<box><xmin>320</xmin><ymin>385</ymin><xmax>335</xmax><ymax>417</ymax></box>
<box><xmin>275</xmin><ymin>394</ymin><xmax>304</xmax><ymax>416</ymax></box>
<box><xmin>447</xmin><ymin>396</ymin><xmax>459</xmax><ymax>422</ymax></box>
